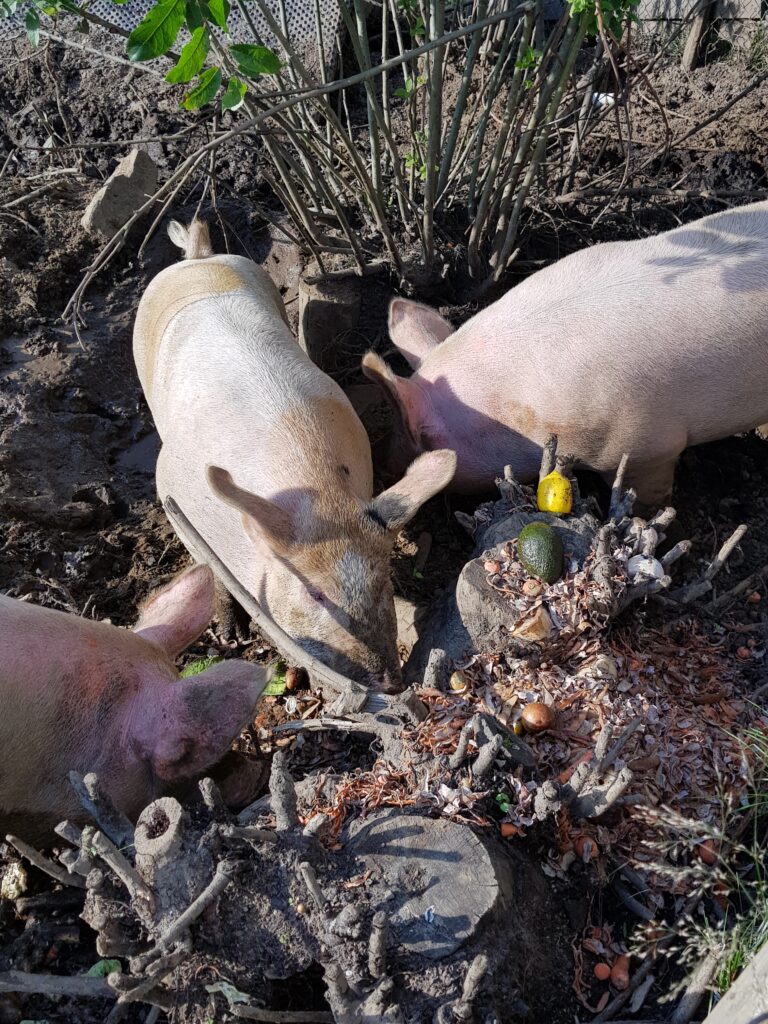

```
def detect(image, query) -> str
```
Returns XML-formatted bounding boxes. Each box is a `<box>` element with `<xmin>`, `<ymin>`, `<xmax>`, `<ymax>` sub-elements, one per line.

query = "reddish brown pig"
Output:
<box><xmin>0</xmin><ymin>565</ymin><xmax>268</xmax><ymax>843</ymax></box>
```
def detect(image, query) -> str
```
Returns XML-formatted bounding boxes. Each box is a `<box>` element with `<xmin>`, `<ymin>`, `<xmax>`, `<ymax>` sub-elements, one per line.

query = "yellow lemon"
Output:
<box><xmin>536</xmin><ymin>470</ymin><xmax>572</xmax><ymax>515</ymax></box>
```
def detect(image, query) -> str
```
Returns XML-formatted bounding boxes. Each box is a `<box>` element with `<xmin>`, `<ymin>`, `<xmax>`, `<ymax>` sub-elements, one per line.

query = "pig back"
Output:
<box><xmin>427</xmin><ymin>200</ymin><xmax>768</xmax><ymax>463</ymax></box>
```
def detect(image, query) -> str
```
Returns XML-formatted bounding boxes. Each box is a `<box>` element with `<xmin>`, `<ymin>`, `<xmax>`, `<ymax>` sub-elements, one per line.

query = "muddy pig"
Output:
<box><xmin>0</xmin><ymin>565</ymin><xmax>269</xmax><ymax>844</ymax></box>
<box><xmin>363</xmin><ymin>200</ymin><xmax>768</xmax><ymax>507</ymax></box>
<box><xmin>133</xmin><ymin>220</ymin><xmax>456</xmax><ymax>690</ymax></box>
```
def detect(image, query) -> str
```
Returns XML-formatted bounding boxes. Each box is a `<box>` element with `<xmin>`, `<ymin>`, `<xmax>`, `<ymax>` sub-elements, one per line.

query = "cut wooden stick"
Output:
<box><xmin>669</xmin><ymin>946</ymin><xmax>723</xmax><ymax>1024</ymax></box>
<box><xmin>135</xmin><ymin>860</ymin><xmax>242</xmax><ymax>970</ymax></box>
<box><xmin>233</xmin><ymin>1008</ymin><xmax>334</xmax><ymax>1022</ymax></box>
<box><xmin>671</xmin><ymin>525</ymin><xmax>749</xmax><ymax>604</ymax></box>
<box><xmin>0</xmin><ymin>970</ymin><xmax>110</xmax><ymax>997</ymax></box>
<box><xmin>609</xmin><ymin>454</ymin><xmax>630</xmax><ymax>520</ymax></box>
<box><xmin>299</xmin><ymin>861</ymin><xmax>327</xmax><ymax>914</ymax></box>
<box><xmin>5</xmin><ymin>834</ymin><xmax>86</xmax><ymax>890</ymax></box>
<box><xmin>90</xmin><ymin>831</ymin><xmax>155</xmax><ymax>910</ymax></box>
<box><xmin>68</xmin><ymin>771</ymin><xmax>134</xmax><ymax>849</ymax></box>
<box><xmin>270</xmin><ymin>751</ymin><xmax>299</xmax><ymax>831</ymax></box>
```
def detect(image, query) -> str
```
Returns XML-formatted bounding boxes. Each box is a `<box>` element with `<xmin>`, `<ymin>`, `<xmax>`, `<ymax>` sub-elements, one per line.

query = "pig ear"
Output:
<box><xmin>207</xmin><ymin>466</ymin><xmax>296</xmax><ymax>554</ymax></box>
<box><xmin>368</xmin><ymin>450</ymin><xmax>456</xmax><ymax>532</ymax></box>
<box><xmin>134</xmin><ymin>564</ymin><xmax>215</xmax><ymax>658</ymax></box>
<box><xmin>150</xmin><ymin>661</ymin><xmax>270</xmax><ymax>782</ymax></box>
<box><xmin>388</xmin><ymin>297</ymin><xmax>453</xmax><ymax>370</ymax></box>
<box><xmin>361</xmin><ymin>352</ymin><xmax>428</xmax><ymax>450</ymax></box>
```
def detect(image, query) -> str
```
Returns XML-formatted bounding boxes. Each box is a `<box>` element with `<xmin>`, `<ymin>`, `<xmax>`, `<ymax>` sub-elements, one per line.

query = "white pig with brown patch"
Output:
<box><xmin>0</xmin><ymin>565</ymin><xmax>268</xmax><ymax>844</ymax></box>
<box><xmin>363</xmin><ymin>201</ymin><xmax>768</xmax><ymax>507</ymax></box>
<box><xmin>133</xmin><ymin>220</ymin><xmax>455</xmax><ymax>690</ymax></box>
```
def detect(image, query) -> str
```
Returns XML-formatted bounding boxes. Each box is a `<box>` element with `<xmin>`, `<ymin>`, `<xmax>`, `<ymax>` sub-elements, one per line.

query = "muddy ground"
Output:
<box><xmin>1</xmin><ymin>19</ymin><xmax>768</xmax><ymax>1024</ymax></box>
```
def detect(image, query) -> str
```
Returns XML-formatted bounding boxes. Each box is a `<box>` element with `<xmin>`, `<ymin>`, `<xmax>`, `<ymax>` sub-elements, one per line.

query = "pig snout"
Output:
<box><xmin>207</xmin><ymin>450</ymin><xmax>456</xmax><ymax>694</ymax></box>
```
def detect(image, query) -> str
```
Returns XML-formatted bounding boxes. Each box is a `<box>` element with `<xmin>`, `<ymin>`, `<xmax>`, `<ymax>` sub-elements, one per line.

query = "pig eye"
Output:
<box><xmin>306</xmin><ymin>585</ymin><xmax>326</xmax><ymax>605</ymax></box>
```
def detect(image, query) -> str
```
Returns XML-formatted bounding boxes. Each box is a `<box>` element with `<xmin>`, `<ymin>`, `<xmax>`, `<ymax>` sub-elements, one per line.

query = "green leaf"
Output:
<box><xmin>229</xmin><ymin>43</ymin><xmax>281</xmax><ymax>77</ymax></box>
<box><xmin>179</xmin><ymin>655</ymin><xmax>223</xmax><ymax>678</ymax></box>
<box><xmin>182</xmin><ymin>65</ymin><xmax>222</xmax><ymax>109</ymax></box>
<box><xmin>264</xmin><ymin>664</ymin><xmax>287</xmax><ymax>697</ymax></box>
<box><xmin>221</xmin><ymin>75</ymin><xmax>247</xmax><ymax>112</ymax></box>
<box><xmin>86</xmin><ymin>959</ymin><xmax>122</xmax><ymax>978</ymax></box>
<box><xmin>127</xmin><ymin>0</ymin><xmax>185</xmax><ymax>62</ymax></box>
<box><xmin>185</xmin><ymin>0</ymin><xmax>204</xmax><ymax>28</ymax></box>
<box><xmin>25</xmin><ymin>8</ymin><xmax>40</xmax><ymax>48</ymax></box>
<box><xmin>165</xmin><ymin>25</ymin><xmax>209</xmax><ymax>83</ymax></box>
<box><xmin>206</xmin><ymin>0</ymin><xmax>229</xmax><ymax>29</ymax></box>
<box><xmin>206</xmin><ymin>981</ymin><xmax>250</xmax><ymax>1005</ymax></box>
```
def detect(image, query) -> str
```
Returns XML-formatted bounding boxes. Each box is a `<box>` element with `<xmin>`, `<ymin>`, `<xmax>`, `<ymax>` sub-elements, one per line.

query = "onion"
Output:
<box><xmin>520</xmin><ymin>701</ymin><xmax>555</xmax><ymax>733</ymax></box>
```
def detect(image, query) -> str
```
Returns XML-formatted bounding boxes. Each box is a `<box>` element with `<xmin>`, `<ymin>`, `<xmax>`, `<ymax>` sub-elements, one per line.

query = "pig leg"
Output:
<box><xmin>621</xmin><ymin>456</ymin><xmax>680</xmax><ymax>513</ymax></box>
<box><xmin>756</xmin><ymin>424</ymin><xmax>768</xmax><ymax>440</ymax></box>
<box><xmin>213</xmin><ymin>578</ymin><xmax>251</xmax><ymax>644</ymax></box>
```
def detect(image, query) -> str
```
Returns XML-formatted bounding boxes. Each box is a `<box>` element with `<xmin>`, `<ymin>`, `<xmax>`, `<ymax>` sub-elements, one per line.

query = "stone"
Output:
<box><xmin>81</xmin><ymin>149</ymin><xmax>158</xmax><ymax>237</ymax></box>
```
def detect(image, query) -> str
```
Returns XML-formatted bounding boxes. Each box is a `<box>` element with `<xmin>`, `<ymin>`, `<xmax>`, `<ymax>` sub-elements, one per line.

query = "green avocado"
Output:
<box><xmin>517</xmin><ymin>522</ymin><xmax>564</xmax><ymax>584</ymax></box>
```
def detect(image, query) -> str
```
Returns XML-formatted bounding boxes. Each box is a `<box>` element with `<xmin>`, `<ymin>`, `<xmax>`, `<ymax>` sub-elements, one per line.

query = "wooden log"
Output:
<box><xmin>681</xmin><ymin>0</ymin><xmax>717</xmax><ymax>71</ymax></box>
<box><xmin>703</xmin><ymin>943</ymin><xmax>768</xmax><ymax>1023</ymax></box>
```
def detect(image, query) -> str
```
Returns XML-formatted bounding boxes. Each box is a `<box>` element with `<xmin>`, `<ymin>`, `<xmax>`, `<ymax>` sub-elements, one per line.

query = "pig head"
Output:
<box><xmin>0</xmin><ymin>565</ymin><xmax>268</xmax><ymax>844</ymax></box>
<box><xmin>134</xmin><ymin>219</ymin><xmax>457</xmax><ymax>691</ymax></box>
<box><xmin>363</xmin><ymin>200</ymin><xmax>768</xmax><ymax>507</ymax></box>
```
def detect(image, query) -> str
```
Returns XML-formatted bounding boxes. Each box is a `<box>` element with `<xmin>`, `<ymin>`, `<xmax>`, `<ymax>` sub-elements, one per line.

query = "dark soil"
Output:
<box><xmin>1</xmin><ymin>20</ymin><xmax>768</xmax><ymax>1024</ymax></box>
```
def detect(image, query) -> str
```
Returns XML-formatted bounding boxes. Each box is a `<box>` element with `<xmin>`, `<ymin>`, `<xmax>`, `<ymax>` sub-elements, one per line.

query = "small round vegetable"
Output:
<box><xmin>737</xmin><ymin>646</ymin><xmax>751</xmax><ymax>660</ymax></box>
<box><xmin>285</xmin><ymin>666</ymin><xmax>308</xmax><ymax>692</ymax></box>
<box><xmin>697</xmin><ymin>839</ymin><xmax>718</xmax><ymax>865</ymax></box>
<box><xmin>518</xmin><ymin>522</ymin><xmax>564</xmax><ymax>584</ymax></box>
<box><xmin>594</xmin><ymin>963</ymin><xmax>611</xmax><ymax>982</ymax></box>
<box><xmin>449</xmin><ymin>670</ymin><xmax>468</xmax><ymax>692</ymax></box>
<box><xmin>574</xmin><ymin>834</ymin><xmax>598</xmax><ymax>860</ymax></box>
<box><xmin>484</xmin><ymin>560</ymin><xmax>502</xmax><ymax>574</ymax></box>
<box><xmin>610</xmin><ymin>955</ymin><xmax>630</xmax><ymax>991</ymax></box>
<box><xmin>500</xmin><ymin>822</ymin><xmax>519</xmax><ymax>838</ymax></box>
<box><xmin>296</xmin><ymin>902</ymin><xmax>306</xmax><ymax>915</ymax></box>
<box><xmin>537</xmin><ymin>470</ymin><xmax>573</xmax><ymax>515</ymax></box>
<box><xmin>520</xmin><ymin>702</ymin><xmax>555</xmax><ymax>733</ymax></box>
<box><xmin>747</xmin><ymin>591</ymin><xmax>762</xmax><ymax>604</ymax></box>
<box><xmin>522</xmin><ymin>579</ymin><xmax>543</xmax><ymax>598</ymax></box>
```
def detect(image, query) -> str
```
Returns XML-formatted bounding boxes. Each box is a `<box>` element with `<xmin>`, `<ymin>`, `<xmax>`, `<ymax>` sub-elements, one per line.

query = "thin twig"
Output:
<box><xmin>668</xmin><ymin>946</ymin><xmax>723</xmax><ymax>1024</ymax></box>
<box><xmin>0</xmin><ymin>970</ymin><xmax>110</xmax><ymax>997</ymax></box>
<box><xmin>5</xmin><ymin>834</ymin><xmax>86</xmax><ymax>889</ymax></box>
<box><xmin>135</xmin><ymin>861</ymin><xmax>242</xmax><ymax>970</ymax></box>
<box><xmin>299</xmin><ymin>861</ymin><xmax>327</xmax><ymax>915</ymax></box>
<box><xmin>233</xmin><ymin>1008</ymin><xmax>333</xmax><ymax>1022</ymax></box>
<box><xmin>90</xmin><ymin>831</ymin><xmax>155</xmax><ymax>909</ymax></box>
<box><xmin>368</xmin><ymin>911</ymin><xmax>389</xmax><ymax>979</ymax></box>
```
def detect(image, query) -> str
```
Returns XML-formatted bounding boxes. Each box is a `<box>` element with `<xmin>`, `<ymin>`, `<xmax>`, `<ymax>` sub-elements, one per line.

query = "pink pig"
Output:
<box><xmin>0</xmin><ymin>565</ymin><xmax>268</xmax><ymax>844</ymax></box>
<box><xmin>363</xmin><ymin>201</ymin><xmax>768</xmax><ymax>506</ymax></box>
